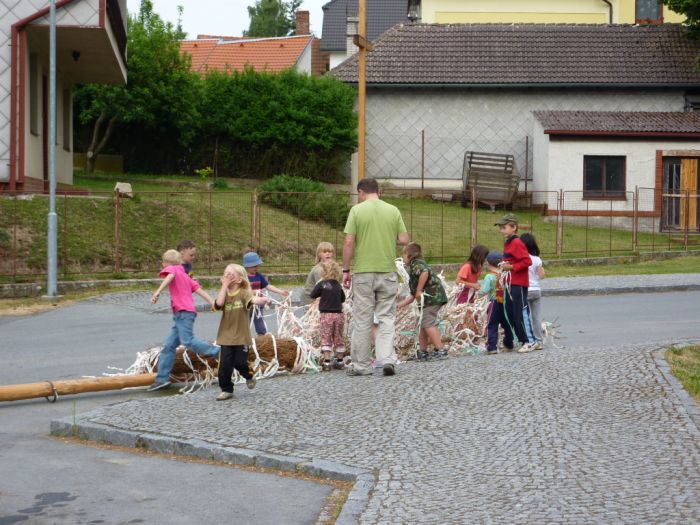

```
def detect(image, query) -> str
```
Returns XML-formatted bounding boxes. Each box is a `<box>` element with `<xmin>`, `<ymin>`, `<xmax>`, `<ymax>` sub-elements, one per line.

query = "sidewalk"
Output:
<box><xmin>50</xmin><ymin>276</ymin><xmax>700</xmax><ymax>524</ymax></box>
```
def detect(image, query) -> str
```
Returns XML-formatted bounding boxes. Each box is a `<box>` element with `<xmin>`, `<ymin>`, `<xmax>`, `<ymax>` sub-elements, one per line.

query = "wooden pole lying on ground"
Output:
<box><xmin>0</xmin><ymin>373</ymin><xmax>156</xmax><ymax>403</ymax></box>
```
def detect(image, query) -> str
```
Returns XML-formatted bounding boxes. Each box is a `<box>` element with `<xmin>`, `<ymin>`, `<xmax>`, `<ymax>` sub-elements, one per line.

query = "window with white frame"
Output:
<box><xmin>583</xmin><ymin>155</ymin><xmax>626</xmax><ymax>199</ymax></box>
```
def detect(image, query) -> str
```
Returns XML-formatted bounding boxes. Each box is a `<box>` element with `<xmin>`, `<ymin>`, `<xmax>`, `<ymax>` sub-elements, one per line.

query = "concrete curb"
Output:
<box><xmin>544</xmin><ymin>284</ymin><xmax>700</xmax><ymax>297</ymax></box>
<box><xmin>50</xmin><ymin>414</ymin><xmax>374</xmax><ymax>524</ymax></box>
<box><xmin>651</xmin><ymin>346</ymin><xmax>700</xmax><ymax>435</ymax></box>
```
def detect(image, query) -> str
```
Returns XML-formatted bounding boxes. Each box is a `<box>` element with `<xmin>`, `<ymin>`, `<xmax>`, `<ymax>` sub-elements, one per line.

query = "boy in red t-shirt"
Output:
<box><xmin>495</xmin><ymin>214</ymin><xmax>534</xmax><ymax>353</ymax></box>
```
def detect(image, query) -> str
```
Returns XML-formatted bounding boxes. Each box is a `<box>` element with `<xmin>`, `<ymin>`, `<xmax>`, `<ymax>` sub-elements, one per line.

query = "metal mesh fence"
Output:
<box><xmin>1</xmin><ymin>186</ymin><xmax>699</xmax><ymax>283</ymax></box>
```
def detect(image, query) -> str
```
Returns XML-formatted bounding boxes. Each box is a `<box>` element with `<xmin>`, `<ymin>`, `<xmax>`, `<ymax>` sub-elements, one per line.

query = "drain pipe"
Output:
<box><xmin>601</xmin><ymin>0</ymin><xmax>613</xmax><ymax>24</ymax></box>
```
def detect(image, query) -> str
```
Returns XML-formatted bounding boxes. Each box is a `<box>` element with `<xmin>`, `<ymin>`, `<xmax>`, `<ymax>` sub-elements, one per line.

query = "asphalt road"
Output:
<box><xmin>0</xmin><ymin>301</ymin><xmax>331</xmax><ymax>525</ymax></box>
<box><xmin>1</xmin><ymin>290</ymin><xmax>699</xmax><ymax>524</ymax></box>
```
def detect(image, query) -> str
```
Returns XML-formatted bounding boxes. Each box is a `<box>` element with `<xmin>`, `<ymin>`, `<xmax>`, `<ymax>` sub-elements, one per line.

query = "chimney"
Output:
<box><xmin>346</xmin><ymin>16</ymin><xmax>359</xmax><ymax>58</ymax></box>
<box><xmin>295</xmin><ymin>10</ymin><xmax>310</xmax><ymax>35</ymax></box>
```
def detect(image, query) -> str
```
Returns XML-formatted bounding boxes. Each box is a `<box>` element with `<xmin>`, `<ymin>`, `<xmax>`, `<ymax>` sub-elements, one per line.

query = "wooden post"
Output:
<box><xmin>355</xmin><ymin>0</ymin><xmax>371</xmax><ymax>181</ymax></box>
<box><xmin>113</xmin><ymin>189</ymin><xmax>121</xmax><ymax>273</ymax></box>
<box><xmin>0</xmin><ymin>374</ymin><xmax>156</xmax><ymax>403</ymax></box>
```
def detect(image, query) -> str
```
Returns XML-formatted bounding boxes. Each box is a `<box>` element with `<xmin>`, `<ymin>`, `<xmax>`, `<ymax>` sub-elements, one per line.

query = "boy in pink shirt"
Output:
<box><xmin>149</xmin><ymin>249</ymin><xmax>220</xmax><ymax>391</ymax></box>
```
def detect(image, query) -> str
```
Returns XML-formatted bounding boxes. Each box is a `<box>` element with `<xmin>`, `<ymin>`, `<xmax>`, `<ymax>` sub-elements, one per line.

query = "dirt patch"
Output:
<box><xmin>0</xmin><ymin>299</ymin><xmax>75</xmax><ymax>316</ymax></box>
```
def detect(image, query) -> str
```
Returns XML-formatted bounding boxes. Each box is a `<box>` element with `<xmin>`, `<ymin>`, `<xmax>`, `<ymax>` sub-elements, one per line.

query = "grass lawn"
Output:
<box><xmin>1</xmin><ymin>171</ymin><xmax>699</xmax><ymax>281</ymax></box>
<box><xmin>666</xmin><ymin>345</ymin><xmax>700</xmax><ymax>404</ymax></box>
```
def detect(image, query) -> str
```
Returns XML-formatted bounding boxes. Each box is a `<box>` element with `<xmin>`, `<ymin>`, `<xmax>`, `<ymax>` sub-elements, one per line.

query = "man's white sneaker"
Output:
<box><xmin>216</xmin><ymin>391</ymin><xmax>233</xmax><ymax>401</ymax></box>
<box><xmin>517</xmin><ymin>343</ymin><xmax>534</xmax><ymax>354</ymax></box>
<box><xmin>533</xmin><ymin>341</ymin><xmax>544</xmax><ymax>350</ymax></box>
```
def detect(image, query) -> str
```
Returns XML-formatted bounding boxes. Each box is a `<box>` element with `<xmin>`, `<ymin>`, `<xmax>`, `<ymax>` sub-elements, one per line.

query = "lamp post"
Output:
<box><xmin>45</xmin><ymin>0</ymin><xmax>59</xmax><ymax>298</ymax></box>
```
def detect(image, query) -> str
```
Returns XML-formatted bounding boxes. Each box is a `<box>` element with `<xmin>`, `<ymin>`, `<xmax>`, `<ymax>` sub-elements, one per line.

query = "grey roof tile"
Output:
<box><xmin>533</xmin><ymin>110</ymin><xmax>700</xmax><ymax>134</ymax></box>
<box><xmin>321</xmin><ymin>0</ymin><xmax>408</xmax><ymax>52</ymax></box>
<box><xmin>331</xmin><ymin>23</ymin><xmax>700</xmax><ymax>86</ymax></box>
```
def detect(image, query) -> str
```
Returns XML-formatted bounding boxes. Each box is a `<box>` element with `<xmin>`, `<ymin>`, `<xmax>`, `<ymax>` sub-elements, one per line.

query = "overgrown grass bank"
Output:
<box><xmin>666</xmin><ymin>345</ymin><xmax>700</xmax><ymax>404</ymax></box>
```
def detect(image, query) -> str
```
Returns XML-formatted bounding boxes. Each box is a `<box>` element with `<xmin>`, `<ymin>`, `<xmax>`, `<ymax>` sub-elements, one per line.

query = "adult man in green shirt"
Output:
<box><xmin>342</xmin><ymin>178</ymin><xmax>410</xmax><ymax>376</ymax></box>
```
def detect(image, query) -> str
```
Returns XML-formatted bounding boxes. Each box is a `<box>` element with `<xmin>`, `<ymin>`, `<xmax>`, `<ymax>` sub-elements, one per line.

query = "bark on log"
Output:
<box><xmin>0</xmin><ymin>374</ymin><xmax>156</xmax><ymax>402</ymax></box>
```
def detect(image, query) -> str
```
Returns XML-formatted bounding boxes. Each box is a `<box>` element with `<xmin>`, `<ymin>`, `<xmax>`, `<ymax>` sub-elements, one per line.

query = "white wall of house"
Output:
<box><xmin>295</xmin><ymin>42</ymin><xmax>313</xmax><ymax>74</ymax></box>
<box><xmin>329</xmin><ymin>51</ymin><xmax>347</xmax><ymax>70</ymax></box>
<box><xmin>365</xmin><ymin>88</ymin><xmax>685</xmax><ymax>188</ymax></box>
<box><xmin>538</xmin><ymin>137</ymin><xmax>700</xmax><ymax>212</ymax></box>
<box><xmin>23</xmin><ymin>51</ymin><xmax>73</xmax><ymax>186</ymax></box>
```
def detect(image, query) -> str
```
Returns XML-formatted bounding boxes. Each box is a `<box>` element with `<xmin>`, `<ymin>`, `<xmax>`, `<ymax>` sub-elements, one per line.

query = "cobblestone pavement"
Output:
<box><xmin>81</xmin><ymin>341</ymin><xmax>700</xmax><ymax>524</ymax></box>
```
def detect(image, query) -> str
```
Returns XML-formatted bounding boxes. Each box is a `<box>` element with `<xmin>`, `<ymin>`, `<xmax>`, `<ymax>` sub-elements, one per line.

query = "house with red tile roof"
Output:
<box><xmin>180</xmin><ymin>11</ymin><xmax>328</xmax><ymax>76</ymax></box>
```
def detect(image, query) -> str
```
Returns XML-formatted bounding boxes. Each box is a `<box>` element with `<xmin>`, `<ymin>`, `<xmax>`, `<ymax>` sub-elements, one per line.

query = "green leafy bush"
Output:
<box><xmin>259</xmin><ymin>175</ymin><xmax>349</xmax><ymax>228</ymax></box>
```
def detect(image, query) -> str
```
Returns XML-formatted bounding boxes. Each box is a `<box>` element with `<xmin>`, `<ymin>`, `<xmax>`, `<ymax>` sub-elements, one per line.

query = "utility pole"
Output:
<box><xmin>353</xmin><ymin>0</ymin><xmax>372</xmax><ymax>181</ymax></box>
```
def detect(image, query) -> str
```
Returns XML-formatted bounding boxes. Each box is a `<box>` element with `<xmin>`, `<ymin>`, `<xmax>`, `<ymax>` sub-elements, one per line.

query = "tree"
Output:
<box><xmin>244</xmin><ymin>0</ymin><xmax>302</xmax><ymax>37</ymax></box>
<box><xmin>197</xmin><ymin>68</ymin><xmax>357</xmax><ymax>180</ymax></box>
<box><xmin>74</xmin><ymin>0</ymin><xmax>198</xmax><ymax>172</ymax></box>
<box><xmin>661</xmin><ymin>0</ymin><xmax>700</xmax><ymax>28</ymax></box>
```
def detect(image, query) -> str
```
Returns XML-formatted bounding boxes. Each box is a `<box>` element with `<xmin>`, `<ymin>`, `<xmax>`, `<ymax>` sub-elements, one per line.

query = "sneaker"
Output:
<box><xmin>517</xmin><ymin>343</ymin><xmax>534</xmax><ymax>354</ymax></box>
<box><xmin>416</xmin><ymin>350</ymin><xmax>430</xmax><ymax>362</ymax></box>
<box><xmin>146</xmin><ymin>381</ymin><xmax>171</xmax><ymax>392</ymax></box>
<box><xmin>246</xmin><ymin>378</ymin><xmax>257</xmax><ymax>390</ymax></box>
<box><xmin>216</xmin><ymin>391</ymin><xmax>233</xmax><ymax>401</ymax></box>
<box><xmin>486</xmin><ymin>349</ymin><xmax>498</xmax><ymax>355</ymax></box>
<box><xmin>322</xmin><ymin>360</ymin><xmax>333</xmax><ymax>371</ymax></box>
<box><xmin>333</xmin><ymin>359</ymin><xmax>345</xmax><ymax>370</ymax></box>
<box><xmin>382</xmin><ymin>363</ymin><xmax>396</xmax><ymax>376</ymax></box>
<box><xmin>346</xmin><ymin>366</ymin><xmax>372</xmax><ymax>376</ymax></box>
<box><xmin>432</xmin><ymin>348</ymin><xmax>448</xmax><ymax>360</ymax></box>
<box><xmin>533</xmin><ymin>341</ymin><xmax>544</xmax><ymax>351</ymax></box>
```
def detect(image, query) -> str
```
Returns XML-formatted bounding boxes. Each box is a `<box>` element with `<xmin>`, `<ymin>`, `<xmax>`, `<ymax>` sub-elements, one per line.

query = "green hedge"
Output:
<box><xmin>259</xmin><ymin>175</ymin><xmax>349</xmax><ymax>229</ymax></box>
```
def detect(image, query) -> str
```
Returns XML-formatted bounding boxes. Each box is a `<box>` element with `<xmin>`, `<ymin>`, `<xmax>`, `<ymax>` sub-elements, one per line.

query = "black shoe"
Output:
<box><xmin>382</xmin><ymin>364</ymin><xmax>395</xmax><ymax>376</ymax></box>
<box><xmin>417</xmin><ymin>350</ymin><xmax>430</xmax><ymax>362</ymax></box>
<box><xmin>146</xmin><ymin>381</ymin><xmax>171</xmax><ymax>392</ymax></box>
<box><xmin>432</xmin><ymin>348</ymin><xmax>448</xmax><ymax>360</ymax></box>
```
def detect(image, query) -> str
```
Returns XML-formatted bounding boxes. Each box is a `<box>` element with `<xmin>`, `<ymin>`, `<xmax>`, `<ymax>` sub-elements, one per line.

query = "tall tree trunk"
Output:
<box><xmin>85</xmin><ymin>112</ymin><xmax>118</xmax><ymax>173</ymax></box>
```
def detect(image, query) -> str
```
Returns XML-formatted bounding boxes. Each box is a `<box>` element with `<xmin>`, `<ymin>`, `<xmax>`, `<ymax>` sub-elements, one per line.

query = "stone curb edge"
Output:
<box><xmin>49</xmin><ymin>415</ymin><xmax>374</xmax><ymax>525</ymax></box>
<box><xmin>544</xmin><ymin>284</ymin><xmax>700</xmax><ymax>297</ymax></box>
<box><xmin>651</xmin><ymin>347</ymin><xmax>700</xmax><ymax>435</ymax></box>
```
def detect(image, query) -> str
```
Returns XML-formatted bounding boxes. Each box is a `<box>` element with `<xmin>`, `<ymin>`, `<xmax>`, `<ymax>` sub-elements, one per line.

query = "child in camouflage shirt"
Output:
<box><xmin>397</xmin><ymin>242</ymin><xmax>448</xmax><ymax>361</ymax></box>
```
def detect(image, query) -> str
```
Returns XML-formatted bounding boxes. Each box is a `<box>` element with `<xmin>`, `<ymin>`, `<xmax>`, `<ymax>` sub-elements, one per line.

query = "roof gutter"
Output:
<box><xmin>545</xmin><ymin>130</ymin><xmax>700</xmax><ymax>138</ymax></box>
<box><xmin>601</xmin><ymin>0</ymin><xmax>613</xmax><ymax>24</ymax></box>
<box><xmin>335</xmin><ymin>82</ymin><xmax>700</xmax><ymax>90</ymax></box>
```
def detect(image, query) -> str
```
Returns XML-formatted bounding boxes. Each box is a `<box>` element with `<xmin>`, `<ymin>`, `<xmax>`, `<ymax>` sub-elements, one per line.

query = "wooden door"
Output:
<box><xmin>680</xmin><ymin>158</ymin><xmax>698</xmax><ymax>230</ymax></box>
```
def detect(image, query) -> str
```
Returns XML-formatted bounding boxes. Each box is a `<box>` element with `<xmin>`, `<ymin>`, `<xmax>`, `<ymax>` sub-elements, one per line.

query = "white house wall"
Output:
<box><xmin>545</xmin><ymin>138</ymin><xmax>700</xmax><ymax>213</ymax></box>
<box><xmin>0</xmin><ymin>0</ymin><xmax>102</xmax><ymax>185</ymax></box>
<box><xmin>365</xmin><ymin>88</ymin><xmax>685</xmax><ymax>188</ymax></box>
<box><xmin>295</xmin><ymin>42</ymin><xmax>313</xmax><ymax>74</ymax></box>
<box><xmin>23</xmin><ymin>53</ymin><xmax>72</xmax><ymax>185</ymax></box>
<box><xmin>31</xmin><ymin>0</ymin><xmax>99</xmax><ymax>27</ymax></box>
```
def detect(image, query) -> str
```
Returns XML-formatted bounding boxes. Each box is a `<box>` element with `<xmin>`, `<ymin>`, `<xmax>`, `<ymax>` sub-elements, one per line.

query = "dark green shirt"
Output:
<box><xmin>407</xmin><ymin>258</ymin><xmax>447</xmax><ymax>306</ymax></box>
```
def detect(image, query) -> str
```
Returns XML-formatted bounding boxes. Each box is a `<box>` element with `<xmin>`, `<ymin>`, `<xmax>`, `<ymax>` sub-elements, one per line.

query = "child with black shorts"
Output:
<box><xmin>397</xmin><ymin>242</ymin><xmax>448</xmax><ymax>361</ymax></box>
<box><xmin>213</xmin><ymin>263</ymin><xmax>271</xmax><ymax>401</ymax></box>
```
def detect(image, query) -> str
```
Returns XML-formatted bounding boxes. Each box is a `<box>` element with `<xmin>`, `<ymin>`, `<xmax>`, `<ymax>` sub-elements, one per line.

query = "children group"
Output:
<box><xmin>147</xmin><ymin>212</ymin><xmax>544</xmax><ymax>399</ymax></box>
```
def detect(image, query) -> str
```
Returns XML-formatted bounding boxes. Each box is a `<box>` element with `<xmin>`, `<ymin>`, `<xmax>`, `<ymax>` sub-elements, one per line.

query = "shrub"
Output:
<box><xmin>259</xmin><ymin>175</ymin><xmax>349</xmax><ymax>229</ymax></box>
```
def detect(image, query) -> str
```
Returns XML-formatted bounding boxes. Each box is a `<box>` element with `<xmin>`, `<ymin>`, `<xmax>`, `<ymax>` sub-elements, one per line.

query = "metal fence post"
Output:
<box><xmin>251</xmin><ymin>189</ymin><xmax>259</xmax><ymax>248</ymax></box>
<box><xmin>633</xmin><ymin>186</ymin><xmax>638</xmax><ymax>253</ymax></box>
<box><xmin>684</xmin><ymin>188</ymin><xmax>690</xmax><ymax>251</ymax></box>
<box><xmin>556</xmin><ymin>190</ymin><xmax>563</xmax><ymax>257</ymax></box>
<box><xmin>470</xmin><ymin>186</ymin><xmax>477</xmax><ymax>247</ymax></box>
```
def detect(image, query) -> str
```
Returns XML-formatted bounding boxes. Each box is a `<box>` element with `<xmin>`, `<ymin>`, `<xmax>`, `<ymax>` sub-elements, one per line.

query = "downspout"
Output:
<box><xmin>601</xmin><ymin>0</ymin><xmax>613</xmax><ymax>24</ymax></box>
